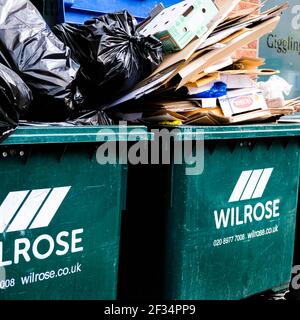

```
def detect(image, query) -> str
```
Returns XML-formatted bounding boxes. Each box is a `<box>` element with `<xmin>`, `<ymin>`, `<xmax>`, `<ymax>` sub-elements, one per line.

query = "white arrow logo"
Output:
<box><xmin>229</xmin><ymin>168</ymin><xmax>273</xmax><ymax>203</ymax></box>
<box><xmin>0</xmin><ymin>187</ymin><xmax>71</xmax><ymax>233</ymax></box>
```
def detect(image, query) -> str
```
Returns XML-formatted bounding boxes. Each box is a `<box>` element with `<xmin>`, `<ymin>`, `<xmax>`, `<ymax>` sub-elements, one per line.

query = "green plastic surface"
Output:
<box><xmin>1</xmin><ymin>126</ymin><xmax>152</xmax><ymax>145</ymax></box>
<box><xmin>0</xmin><ymin>125</ymin><xmax>149</xmax><ymax>300</ymax></box>
<box><xmin>121</xmin><ymin>124</ymin><xmax>300</xmax><ymax>300</ymax></box>
<box><xmin>157</xmin><ymin>124</ymin><xmax>300</xmax><ymax>140</ymax></box>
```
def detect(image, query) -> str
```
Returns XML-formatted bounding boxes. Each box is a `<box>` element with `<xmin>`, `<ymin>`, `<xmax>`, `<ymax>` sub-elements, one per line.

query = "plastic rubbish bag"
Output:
<box><xmin>66</xmin><ymin>110</ymin><xmax>113</xmax><ymax>126</ymax></box>
<box><xmin>0</xmin><ymin>0</ymin><xmax>82</xmax><ymax>121</ymax></box>
<box><xmin>54</xmin><ymin>11</ymin><xmax>163</xmax><ymax>106</ymax></box>
<box><xmin>19</xmin><ymin>110</ymin><xmax>113</xmax><ymax>127</ymax></box>
<box><xmin>257</xmin><ymin>75</ymin><xmax>293</xmax><ymax>108</ymax></box>
<box><xmin>0</xmin><ymin>63</ymin><xmax>33</xmax><ymax>141</ymax></box>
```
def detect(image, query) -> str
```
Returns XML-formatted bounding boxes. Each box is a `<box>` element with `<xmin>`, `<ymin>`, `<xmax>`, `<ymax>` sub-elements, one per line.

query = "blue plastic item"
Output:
<box><xmin>56</xmin><ymin>0</ymin><xmax>180</xmax><ymax>24</ymax></box>
<box><xmin>190</xmin><ymin>82</ymin><xmax>227</xmax><ymax>99</ymax></box>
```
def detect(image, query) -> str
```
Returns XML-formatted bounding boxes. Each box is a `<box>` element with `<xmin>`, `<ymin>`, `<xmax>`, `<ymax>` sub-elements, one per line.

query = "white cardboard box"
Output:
<box><xmin>139</xmin><ymin>0</ymin><xmax>219</xmax><ymax>53</ymax></box>
<box><xmin>220</xmin><ymin>74</ymin><xmax>255</xmax><ymax>89</ymax></box>
<box><xmin>218</xmin><ymin>88</ymin><xmax>268</xmax><ymax>117</ymax></box>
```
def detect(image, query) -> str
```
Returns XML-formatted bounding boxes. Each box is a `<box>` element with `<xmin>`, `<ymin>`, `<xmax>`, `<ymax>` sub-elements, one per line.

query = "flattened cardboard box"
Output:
<box><xmin>177</xmin><ymin>16</ymin><xmax>281</xmax><ymax>87</ymax></box>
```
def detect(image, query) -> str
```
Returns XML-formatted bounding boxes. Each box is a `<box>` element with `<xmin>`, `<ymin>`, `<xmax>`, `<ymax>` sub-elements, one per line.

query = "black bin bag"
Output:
<box><xmin>0</xmin><ymin>0</ymin><xmax>82</xmax><ymax>121</ymax></box>
<box><xmin>0</xmin><ymin>63</ymin><xmax>32</xmax><ymax>141</ymax></box>
<box><xmin>54</xmin><ymin>11</ymin><xmax>163</xmax><ymax>106</ymax></box>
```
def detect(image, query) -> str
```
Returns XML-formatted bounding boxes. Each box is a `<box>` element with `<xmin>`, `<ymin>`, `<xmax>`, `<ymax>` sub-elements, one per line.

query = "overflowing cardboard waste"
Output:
<box><xmin>108</xmin><ymin>0</ymin><xmax>300</xmax><ymax>125</ymax></box>
<box><xmin>0</xmin><ymin>0</ymin><xmax>299</xmax><ymax>141</ymax></box>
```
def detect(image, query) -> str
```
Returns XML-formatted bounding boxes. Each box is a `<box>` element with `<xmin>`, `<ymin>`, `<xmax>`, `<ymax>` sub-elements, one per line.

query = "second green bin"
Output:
<box><xmin>119</xmin><ymin>124</ymin><xmax>300</xmax><ymax>300</ymax></box>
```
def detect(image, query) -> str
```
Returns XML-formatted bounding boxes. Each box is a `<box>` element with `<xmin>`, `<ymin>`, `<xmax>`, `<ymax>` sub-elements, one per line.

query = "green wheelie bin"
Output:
<box><xmin>0</xmin><ymin>125</ymin><xmax>150</xmax><ymax>300</ymax></box>
<box><xmin>119</xmin><ymin>123</ymin><xmax>300</xmax><ymax>300</ymax></box>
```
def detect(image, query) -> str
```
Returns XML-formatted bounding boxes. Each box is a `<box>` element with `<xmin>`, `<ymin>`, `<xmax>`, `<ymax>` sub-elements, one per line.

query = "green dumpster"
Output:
<box><xmin>0</xmin><ymin>125</ymin><xmax>150</xmax><ymax>300</ymax></box>
<box><xmin>119</xmin><ymin>124</ymin><xmax>300</xmax><ymax>300</ymax></box>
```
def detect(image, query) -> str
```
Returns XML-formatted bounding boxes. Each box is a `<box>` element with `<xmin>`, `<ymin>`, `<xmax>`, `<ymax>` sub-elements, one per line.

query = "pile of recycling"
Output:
<box><xmin>0</xmin><ymin>0</ymin><xmax>299</xmax><ymax>141</ymax></box>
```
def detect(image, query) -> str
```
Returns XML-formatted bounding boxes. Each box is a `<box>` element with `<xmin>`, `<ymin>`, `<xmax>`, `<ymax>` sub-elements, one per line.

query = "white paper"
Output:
<box><xmin>204</xmin><ymin>57</ymin><xmax>233</xmax><ymax>74</ymax></box>
<box><xmin>107</xmin><ymin>70</ymin><xmax>174</xmax><ymax>108</ymax></box>
<box><xmin>198</xmin><ymin>24</ymin><xmax>247</xmax><ymax>50</ymax></box>
<box><xmin>220</xmin><ymin>74</ymin><xmax>255</xmax><ymax>89</ymax></box>
<box><xmin>187</xmin><ymin>83</ymin><xmax>214</xmax><ymax>95</ymax></box>
<box><xmin>202</xmin><ymin>98</ymin><xmax>217</xmax><ymax>108</ymax></box>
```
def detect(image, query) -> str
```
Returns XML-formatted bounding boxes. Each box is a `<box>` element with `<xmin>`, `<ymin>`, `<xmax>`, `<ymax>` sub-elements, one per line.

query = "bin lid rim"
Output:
<box><xmin>152</xmin><ymin>124</ymin><xmax>300</xmax><ymax>140</ymax></box>
<box><xmin>0</xmin><ymin>125</ymin><xmax>153</xmax><ymax>145</ymax></box>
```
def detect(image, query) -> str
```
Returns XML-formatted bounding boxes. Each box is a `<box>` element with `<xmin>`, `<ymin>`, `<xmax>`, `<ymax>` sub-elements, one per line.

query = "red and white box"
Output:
<box><xmin>218</xmin><ymin>88</ymin><xmax>268</xmax><ymax>117</ymax></box>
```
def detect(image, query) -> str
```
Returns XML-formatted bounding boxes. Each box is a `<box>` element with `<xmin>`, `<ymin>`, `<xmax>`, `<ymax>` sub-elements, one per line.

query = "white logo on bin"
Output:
<box><xmin>0</xmin><ymin>187</ymin><xmax>71</xmax><ymax>233</ymax></box>
<box><xmin>229</xmin><ymin>168</ymin><xmax>274</xmax><ymax>203</ymax></box>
